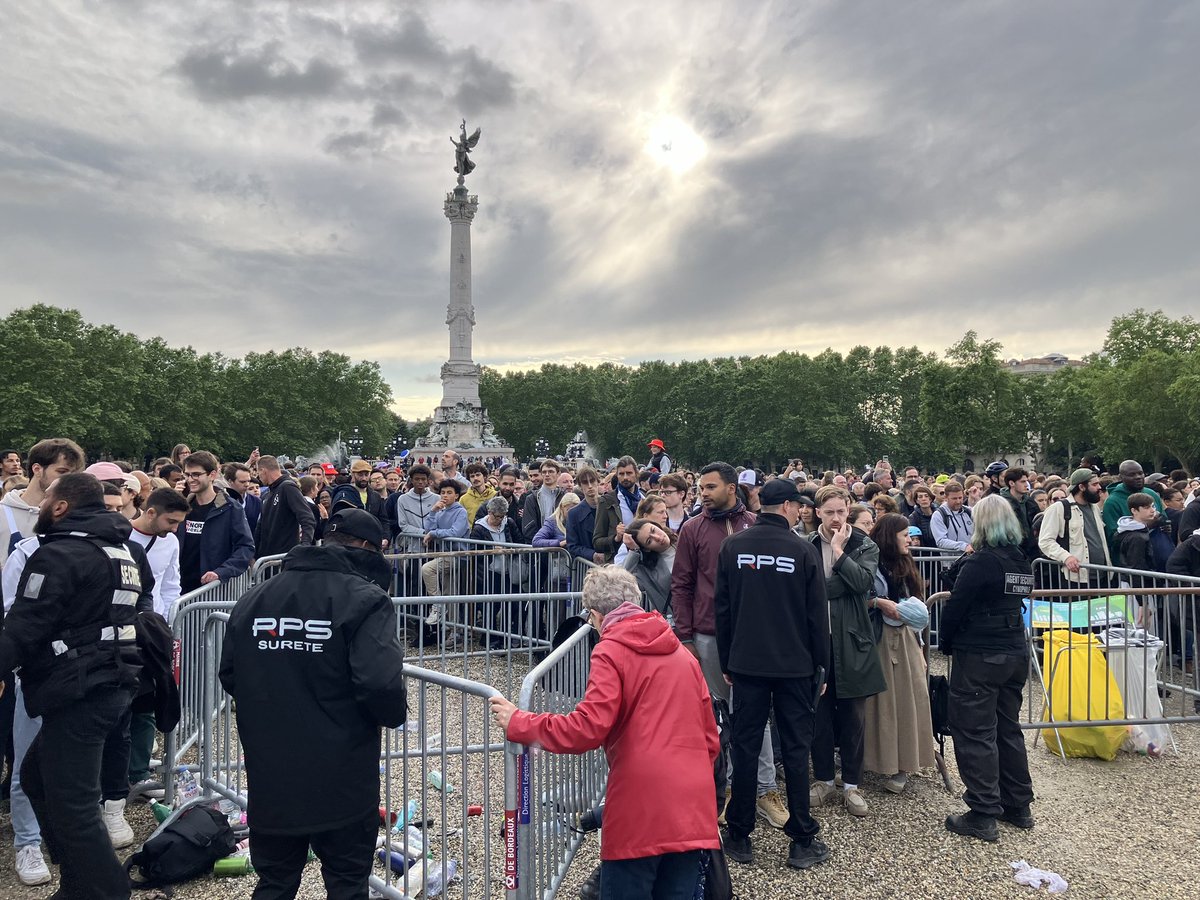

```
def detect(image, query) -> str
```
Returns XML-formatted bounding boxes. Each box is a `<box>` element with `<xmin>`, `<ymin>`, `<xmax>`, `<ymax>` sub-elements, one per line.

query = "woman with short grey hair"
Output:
<box><xmin>490</xmin><ymin>565</ymin><xmax>720</xmax><ymax>898</ymax></box>
<box><xmin>939</xmin><ymin>494</ymin><xmax>1035</xmax><ymax>842</ymax></box>
<box><xmin>581</xmin><ymin>564</ymin><xmax>644</xmax><ymax>617</ymax></box>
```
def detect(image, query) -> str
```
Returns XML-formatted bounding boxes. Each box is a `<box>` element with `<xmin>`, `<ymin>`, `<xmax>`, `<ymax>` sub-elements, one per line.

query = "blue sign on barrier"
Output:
<box><xmin>519</xmin><ymin>750</ymin><xmax>531</xmax><ymax>824</ymax></box>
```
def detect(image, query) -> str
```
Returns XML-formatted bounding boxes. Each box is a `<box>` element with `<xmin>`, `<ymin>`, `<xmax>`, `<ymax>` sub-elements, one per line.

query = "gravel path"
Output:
<box><xmin>3</xmin><ymin>648</ymin><xmax>1198</xmax><ymax>899</ymax></box>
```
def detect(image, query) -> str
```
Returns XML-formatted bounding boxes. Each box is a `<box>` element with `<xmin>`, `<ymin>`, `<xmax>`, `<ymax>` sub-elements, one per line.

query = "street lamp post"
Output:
<box><xmin>349</xmin><ymin>426</ymin><xmax>363</xmax><ymax>461</ymax></box>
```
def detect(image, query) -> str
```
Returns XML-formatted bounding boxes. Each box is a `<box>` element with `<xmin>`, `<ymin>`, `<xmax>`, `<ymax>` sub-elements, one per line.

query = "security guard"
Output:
<box><xmin>0</xmin><ymin>472</ymin><xmax>151</xmax><ymax>900</ymax></box>
<box><xmin>713</xmin><ymin>478</ymin><xmax>831</xmax><ymax>870</ymax></box>
<box><xmin>219</xmin><ymin>508</ymin><xmax>407</xmax><ymax>900</ymax></box>
<box><xmin>939</xmin><ymin>494</ymin><xmax>1035</xmax><ymax>841</ymax></box>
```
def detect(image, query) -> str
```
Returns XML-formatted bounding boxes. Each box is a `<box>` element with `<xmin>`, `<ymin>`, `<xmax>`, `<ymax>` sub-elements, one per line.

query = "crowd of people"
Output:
<box><xmin>1</xmin><ymin>433</ymin><xmax>1198</xmax><ymax>898</ymax></box>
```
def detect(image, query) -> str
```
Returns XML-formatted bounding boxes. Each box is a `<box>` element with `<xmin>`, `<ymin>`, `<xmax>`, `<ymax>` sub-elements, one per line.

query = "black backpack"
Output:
<box><xmin>126</xmin><ymin>804</ymin><xmax>237</xmax><ymax>889</ymax></box>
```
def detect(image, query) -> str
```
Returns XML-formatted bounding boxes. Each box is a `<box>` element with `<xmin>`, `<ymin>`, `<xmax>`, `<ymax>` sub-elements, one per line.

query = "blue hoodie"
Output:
<box><xmin>424</xmin><ymin>503</ymin><xmax>468</xmax><ymax>542</ymax></box>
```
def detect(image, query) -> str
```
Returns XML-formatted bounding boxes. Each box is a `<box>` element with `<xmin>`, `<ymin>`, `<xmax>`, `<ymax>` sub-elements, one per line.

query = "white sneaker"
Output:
<box><xmin>16</xmin><ymin>845</ymin><xmax>51</xmax><ymax>886</ymax></box>
<box><xmin>425</xmin><ymin>607</ymin><xmax>442</xmax><ymax>626</ymax></box>
<box><xmin>103</xmin><ymin>798</ymin><xmax>135</xmax><ymax>848</ymax></box>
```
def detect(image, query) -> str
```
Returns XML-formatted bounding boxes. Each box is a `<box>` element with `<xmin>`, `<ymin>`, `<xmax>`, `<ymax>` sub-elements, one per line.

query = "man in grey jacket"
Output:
<box><xmin>930</xmin><ymin>481</ymin><xmax>974</xmax><ymax>553</ymax></box>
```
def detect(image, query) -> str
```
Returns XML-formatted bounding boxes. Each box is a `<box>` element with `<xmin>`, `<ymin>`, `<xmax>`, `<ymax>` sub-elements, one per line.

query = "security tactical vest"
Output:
<box><xmin>23</xmin><ymin>534</ymin><xmax>142</xmax><ymax>715</ymax></box>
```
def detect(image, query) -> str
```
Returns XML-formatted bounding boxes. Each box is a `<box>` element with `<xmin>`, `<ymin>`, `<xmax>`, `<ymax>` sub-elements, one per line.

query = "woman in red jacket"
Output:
<box><xmin>490</xmin><ymin>566</ymin><xmax>720</xmax><ymax>899</ymax></box>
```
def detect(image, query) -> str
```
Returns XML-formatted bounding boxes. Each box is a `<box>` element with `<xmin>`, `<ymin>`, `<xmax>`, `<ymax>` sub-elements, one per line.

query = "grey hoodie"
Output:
<box><xmin>394</xmin><ymin>488</ymin><xmax>437</xmax><ymax>551</ymax></box>
<box><xmin>930</xmin><ymin>501</ymin><xmax>973</xmax><ymax>552</ymax></box>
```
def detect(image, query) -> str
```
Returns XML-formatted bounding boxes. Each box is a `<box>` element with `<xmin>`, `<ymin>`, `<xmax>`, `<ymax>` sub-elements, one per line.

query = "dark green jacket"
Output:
<box><xmin>806</xmin><ymin>529</ymin><xmax>886</xmax><ymax>699</ymax></box>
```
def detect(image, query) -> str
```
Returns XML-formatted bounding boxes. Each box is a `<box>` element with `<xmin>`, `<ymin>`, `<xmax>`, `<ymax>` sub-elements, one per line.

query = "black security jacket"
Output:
<box><xmin>0</xmin><ymin>507</ymin><xmax>153</xmax><ymax>716</ymax></box>
<box><xmin>714</xmin><ymin>513</ymin><xmax>829</xmax><ymax>679</ymax></box>
<box><xmin>938</xmin><ymin>544</ymin><xmax>1031</xmax><ymax>656</ymax></box>
<box><xmin>255</xmin><ymin>476</ymin><xmax>317</xmax><ymax>557</ymax></box>
<box><xmin>219</xmin><ymin>544</ymin><xmax>407</xmax><ymax>834</ymax></box>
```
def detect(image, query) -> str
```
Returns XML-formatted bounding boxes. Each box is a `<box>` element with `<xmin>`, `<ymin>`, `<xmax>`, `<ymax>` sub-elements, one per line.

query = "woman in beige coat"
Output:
<box><xmin>863</xmin><ymin>513</ymin><xmax>936</xmax><ymax>792</ymax></box>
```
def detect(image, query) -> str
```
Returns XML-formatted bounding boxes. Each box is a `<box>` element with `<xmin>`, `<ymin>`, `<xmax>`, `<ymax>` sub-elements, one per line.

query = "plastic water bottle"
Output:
<box><xmin>397</xmin><ymin>825</ymin><xmax>430</xmax><ymax>859</ymax></box>
<box><xmin>150</xmin><ymin>800</ymin><xmax>172</xmax><ymax>824</ymax></box>
<box><xmin>425</xmin><ymin>858</ymin><xmax>458</xmax><ymax>897</ymax></box>
<box><xmin>175</xmin><ymin>770</ymin><xmax>200</xmax><ymax>806</ymax></box>
<box><xmin>217</xmin><ymin>798</ymin><xmax>241</xmax><ymax>826</ymax></box>
<box><xmin>394</xmin><ymin>799</ymin><xmax>420</xmax><ymax>829</ymax></box>
<box><xmin>427</xmin><ymin>770</ymin><xmax>453</xmax><ymax>793</ymax></box>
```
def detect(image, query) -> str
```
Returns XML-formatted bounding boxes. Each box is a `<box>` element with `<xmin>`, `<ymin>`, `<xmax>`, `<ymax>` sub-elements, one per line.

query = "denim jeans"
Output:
<box><xmin>600</xmin><ymin>850</ymin><xmax>703</xmax><ymax>900</ymax></box>
<box><xmin>10</xmin><ymin>678</ymin><xmax>42</xmax><ymax>849</ymax></box>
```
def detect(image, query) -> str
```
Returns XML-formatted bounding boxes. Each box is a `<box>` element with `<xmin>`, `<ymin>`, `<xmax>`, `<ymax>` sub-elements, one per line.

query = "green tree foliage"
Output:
<box><xmin>480</xmin><ymin>311</ymin><xmax>1200</xmax><ymax>474</ymax></box>
<box><xmin>0</xmin><ymin>305</ymin><xmax>396</xmax><ymax>462</ymax></box>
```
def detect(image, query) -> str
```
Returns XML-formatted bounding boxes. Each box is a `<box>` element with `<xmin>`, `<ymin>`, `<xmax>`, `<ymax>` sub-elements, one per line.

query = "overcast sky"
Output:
<box><xmin>3</xmin><ymin>1</ymin><xmax>1199</xmax><ymax>418</ymax></box>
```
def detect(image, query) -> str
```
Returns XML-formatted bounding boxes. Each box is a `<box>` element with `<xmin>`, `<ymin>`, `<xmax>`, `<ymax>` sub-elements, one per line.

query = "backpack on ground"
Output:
<box><xmin>126</xmin><ymin>803</ymin><xmax>237</xmax><ymax>889</ymax></box>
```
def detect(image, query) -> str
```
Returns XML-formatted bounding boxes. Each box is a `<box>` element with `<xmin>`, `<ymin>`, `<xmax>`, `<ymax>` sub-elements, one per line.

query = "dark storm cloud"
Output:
<box><xmin>371</xmin><ymin>102</ymin><xmax>409</xmax><ymax>129</ymax></box>
<box><xmin>176</xmin><ymin>43</ymin><xmax>346</xmax><ymax>102</ymax></box>
<box><xmin>454</xmin><ymin>50</ymin><xmax>516</xmax><ymax>114</ymax></box>
<box><xmin>352</xmin><ymin>15</ymin><xmax>450</xmax><ymax>66</ymax></box>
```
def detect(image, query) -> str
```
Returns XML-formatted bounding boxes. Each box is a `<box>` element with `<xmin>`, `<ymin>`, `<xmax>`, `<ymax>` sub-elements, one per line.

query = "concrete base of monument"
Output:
<box><xmin>409</xmin><ymin>445</ymin><xmax>515</xmax><ymax>468</ymax></box>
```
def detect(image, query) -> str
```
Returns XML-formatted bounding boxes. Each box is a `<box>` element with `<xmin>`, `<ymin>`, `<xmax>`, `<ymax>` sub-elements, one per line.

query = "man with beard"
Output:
<box><xmin>474</xmin><ymin>465</ymin><xmax>523</xmax><ymax>534</ymax></box>
<box><xmin>1038</xmin><ymin>469</ymin><xmax>1112</xmax><ymax>585</ymax></box>
<box><xmin>0</xmin><ymin>473</ymin><xmax>152</xmax><ymax>898</ymax></box>
<box><xmin>329</xmin><ymin>460</ymin><xmax>387</xmax><ymax>528</ymax></box>
<box><xmin>0</xmin><ymin>439</ymin><xmax>85</xmax><ymax>886</ymax></box>
<box><xmin>1103</xmin><ymin>459</ymin><xmax>1165</xmax><ymax>559</ymax></box>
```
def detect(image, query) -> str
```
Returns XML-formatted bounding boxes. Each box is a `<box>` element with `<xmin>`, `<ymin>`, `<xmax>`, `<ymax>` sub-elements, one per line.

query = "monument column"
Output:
<box><xmin>413</xmin><ymin>120</ymin><xmax>512</xmax><ymax>465</ymax></box>
<box><xmin>440</xmin><ymin>185</ymin><xmax>481</xmax><ymax>406</ymax></box>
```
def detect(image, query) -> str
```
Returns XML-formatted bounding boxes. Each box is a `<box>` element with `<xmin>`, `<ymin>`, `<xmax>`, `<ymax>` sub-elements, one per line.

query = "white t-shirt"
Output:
<box><xmin>129</xmin><ymin>527</ymin><xmax>182</xmax><ymax>623</ymax></box>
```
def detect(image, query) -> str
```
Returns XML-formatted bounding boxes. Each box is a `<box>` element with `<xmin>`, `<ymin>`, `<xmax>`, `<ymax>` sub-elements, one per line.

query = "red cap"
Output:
<box><xmin>648</xmin><ymin>438</ymin><xmax>665</xmax><ymax>450</ymax></box>
<box><xmin>322</xmin><ymin>463</ymin><xmax>338</xmax><ymax>476</ymax></box>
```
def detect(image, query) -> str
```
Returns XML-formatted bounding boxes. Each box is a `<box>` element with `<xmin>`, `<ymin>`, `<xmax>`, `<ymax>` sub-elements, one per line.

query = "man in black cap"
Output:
<box><xmin>219</xmin><ymin>508</ymin><xmax>407</xmax><ymax>900</ymax></box>
<box><xmin>714</xmin><ymin>478</ymin><xmax>832</xmax><ymax>870</ymax></box>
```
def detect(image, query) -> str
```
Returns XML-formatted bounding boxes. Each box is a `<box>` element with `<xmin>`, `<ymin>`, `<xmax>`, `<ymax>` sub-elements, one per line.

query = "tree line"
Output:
<box><xmin>480</xmin><ymin>309</ymin><xmax>1200</xmax><ymax>474</ymax></box>
<box><xmin>0</xmin><ymin>305</ymin><xmax>403</xmax><ymax>463</ymax></box>
<box><xmin>2</xmin><ymin>305</ymin><xmax>1196</xmax><ymax>474</ymax></box>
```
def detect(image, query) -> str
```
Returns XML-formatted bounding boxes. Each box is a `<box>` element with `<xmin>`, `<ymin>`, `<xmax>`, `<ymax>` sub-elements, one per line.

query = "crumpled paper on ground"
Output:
<box><xmin>1011</xmin><ymin>860</ymin><xmax>1068</xmax><ymax>893</ymax></box>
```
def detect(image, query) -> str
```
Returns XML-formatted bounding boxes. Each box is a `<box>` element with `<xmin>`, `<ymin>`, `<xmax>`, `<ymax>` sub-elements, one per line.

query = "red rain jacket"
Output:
<box><xmin>506</xmin><ymin>605</ymin><xmax>720</xmax><ymax>861</ymax></box>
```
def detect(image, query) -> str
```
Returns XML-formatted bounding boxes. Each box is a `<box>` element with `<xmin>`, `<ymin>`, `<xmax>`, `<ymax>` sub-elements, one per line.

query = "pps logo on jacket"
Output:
<box><xmin>736</xmin><ymin>554</ymin><xmax>796</xmax><ymax>574</ymax></box>
<box><xmin>252</xmin><ymin>617</ymin><xmax>332</xmax><ymax>653</ymax></box>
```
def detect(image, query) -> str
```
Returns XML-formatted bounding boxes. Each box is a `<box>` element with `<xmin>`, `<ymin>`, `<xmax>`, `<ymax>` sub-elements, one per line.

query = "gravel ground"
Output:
<box><xmin>3</xmin><ymin>647</ymin><xmax>1198</xmax><ymax>899</ymax></box>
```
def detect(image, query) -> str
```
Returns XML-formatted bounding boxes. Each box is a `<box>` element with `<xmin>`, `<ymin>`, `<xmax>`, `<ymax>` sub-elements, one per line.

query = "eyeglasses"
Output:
<box><xmin>183</xmin><ymin>472</ymin><xmax>206</xmax><ymax>480</ymax></box>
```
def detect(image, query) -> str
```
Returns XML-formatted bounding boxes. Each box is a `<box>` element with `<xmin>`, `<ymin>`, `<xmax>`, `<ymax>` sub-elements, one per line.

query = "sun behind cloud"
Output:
<box><xmin>644</xmin><ymin>116</ymin><xmax>707</xmax><ymax>174</ymax></box>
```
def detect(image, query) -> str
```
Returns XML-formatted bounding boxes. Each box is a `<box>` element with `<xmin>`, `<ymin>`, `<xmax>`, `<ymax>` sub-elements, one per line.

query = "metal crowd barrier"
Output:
<box><xmin>909</xmin><ymin>547</ymin><xmax>963</xmax><ymax>644</ymax></box>
<box><xmin>162</xmin><ymin>556</ymin><xmax>284</xmax><ymax>804</ymax></box>
<box><xmin>511</xmin><ymin>622</ymin><xmax>608</xmax><ymax>900</ymax></box>
<box><xmin>386</xmin><ymin>538</ymin><xmax>576</xmax><ymax>602</ymax></box>
<box><xmin>165</xmin><ymin>540</ymin><xmax>609</xmax><ymax>898</ymax></box>
<box><xmin>198</xmin><ymin>611</ymin><xmax>511</xmax><ymax>900</ymax></box>
<box><xmin>1021</xmin><ymin>559</ymin><xmax>1200</xmax><ymax>747</ymax></box>
<box><xmin>398</xmin><ymin>593</ymin><xmax>583</xmax><ymax>700</ymax></box>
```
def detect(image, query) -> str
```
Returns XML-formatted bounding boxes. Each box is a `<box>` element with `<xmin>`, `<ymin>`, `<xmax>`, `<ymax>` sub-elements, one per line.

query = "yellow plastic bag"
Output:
<box><xmin>1040</xmin><ymin>628</ymin><xmax>1127</xmax><ymax>759</ymax></box>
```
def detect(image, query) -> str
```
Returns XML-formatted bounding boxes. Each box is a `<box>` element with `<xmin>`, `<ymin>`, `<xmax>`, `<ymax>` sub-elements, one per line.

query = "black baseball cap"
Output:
<box><xmin>326</xmin><ymin>508</ymin><xmax>384</xmax><ymax>549</ymax></box>
<box><xmin>760</xmin><ymin>479</ymin><xmax>802</xmax><ymax>505</ymax></box>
